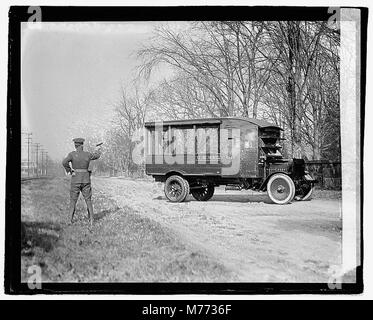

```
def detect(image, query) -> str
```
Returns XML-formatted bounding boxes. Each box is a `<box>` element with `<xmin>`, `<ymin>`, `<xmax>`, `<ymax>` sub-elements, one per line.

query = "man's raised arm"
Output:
<box><xmin>89</xmin><ymin>144</ymin><xmax>103</xmax><ymax>161</ymax></box>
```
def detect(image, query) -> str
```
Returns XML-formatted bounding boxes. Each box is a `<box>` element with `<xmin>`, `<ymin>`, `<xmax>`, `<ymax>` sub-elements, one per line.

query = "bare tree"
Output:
<box><xmin>136</xmin><ymin>21</ymin><xmax>340</xmax><ymax>160</ymax></box>
<box><xmin>102</xmin><ymin>82</ymin><xmax>154</xmax><ymax>176</ymax></box>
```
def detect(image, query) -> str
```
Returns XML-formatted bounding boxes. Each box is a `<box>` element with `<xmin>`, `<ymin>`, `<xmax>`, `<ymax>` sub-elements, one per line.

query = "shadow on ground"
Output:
<box><xmin>94</xmin><ymin>206</ymin><xmax>121</xmax><ymax>221</ymax></box>
<box><xmin>153</xmin><ymin>193</ymin><xmax>273</xmax><ymax>204</ymax></box>
<box><xmin>21</xmin><ymin>221</ymin><xmax>61</xmax><ymax>254</ymax></box>
<box><xmin>211</xmin><ymin>193</ymin><xmax>273</xmax><ymax>204</ymax></box>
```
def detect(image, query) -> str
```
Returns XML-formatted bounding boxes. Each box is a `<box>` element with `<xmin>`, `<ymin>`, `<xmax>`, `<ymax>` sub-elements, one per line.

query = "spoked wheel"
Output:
<box><xmin>294</xmin><ymin>180</ymin><xmax>314</xmax><ymax>201</ymax></box>
<box><xmin>267</xmin><ymin>173</ymin><xmax>295</xmax><ymax>205</ymax></box>
<box><xmin>191</xmin><ymin>184</ymin><xmax>215</xmax><ymax>201</ymax></box>
<box><xmin>164</xmin><ymin>175</ymin><xmax>190</xmax><ymax>203</ymax></box>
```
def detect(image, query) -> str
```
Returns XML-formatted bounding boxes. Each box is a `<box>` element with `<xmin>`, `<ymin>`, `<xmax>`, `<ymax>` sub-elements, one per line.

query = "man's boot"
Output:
<box><xmin>86</xmin><ymin>200</ymin><xmax>94</xmax><ymax>227</ymax></box>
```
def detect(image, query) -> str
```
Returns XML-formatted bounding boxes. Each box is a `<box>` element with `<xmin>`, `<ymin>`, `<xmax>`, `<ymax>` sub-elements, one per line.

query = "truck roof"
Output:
<box><xmin>144</xmin><ymin>117</ymin><xmax>283</xmax><ymax>130</ymax></box>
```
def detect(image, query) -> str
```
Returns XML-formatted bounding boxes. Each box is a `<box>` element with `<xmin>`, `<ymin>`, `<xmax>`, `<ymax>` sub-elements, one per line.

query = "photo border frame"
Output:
<box><xmin>6</xmin><ymin>5</ymin><xmax>366</xmax><ymax>295</ymax></box>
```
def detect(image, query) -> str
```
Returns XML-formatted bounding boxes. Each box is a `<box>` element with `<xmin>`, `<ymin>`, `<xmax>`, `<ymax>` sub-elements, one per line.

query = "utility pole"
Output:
<box><xmin>40</xmin><ymin>149</ymin><xmax>45</xmax><ymax>176</ymax></box>
<box><xmin>45</xmin><ymin>152</ymin><xmax>48</xmax><ymax>176</ymax></box>
<box><xmin>25</xmin><ymin>133</ymin><xmax>32</xmax><ymax>177</ymax></box>
<box><xmin>34</xmin><ymin>143</ymin><xmax>41</xmax><ymax>177</ymax></box>
<box><xmin>21</xmin><ymin>132</ymin><xmax>32</xmax><ymax>177</ymax></box>
<box><xmin>41</xmin><ymin>150</ymin><xmax>48</xmax><ymax>176</ymax></box>
<box><xmin>43</xmin><ymin>151</ymin><xmax>47</xmax><ymax>176</ymax></box>
<box><xmin>287</xmin><ymin>21</ymin><xmax>301</xmax><ymax>158</ymax></box>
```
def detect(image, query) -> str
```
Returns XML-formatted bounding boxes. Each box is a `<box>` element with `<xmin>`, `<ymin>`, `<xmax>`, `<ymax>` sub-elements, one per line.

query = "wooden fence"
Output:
<box><xmin>305</xmin><ymin>160</ymin><xmax>341</xmax><ymax>190</ymax></box>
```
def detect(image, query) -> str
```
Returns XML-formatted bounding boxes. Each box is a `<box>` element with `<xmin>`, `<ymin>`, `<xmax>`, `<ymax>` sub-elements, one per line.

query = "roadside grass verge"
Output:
<box><xmin>21</xmin><ymin>177</ymin><xmax>235</xmax><ymax>282</ymax></box>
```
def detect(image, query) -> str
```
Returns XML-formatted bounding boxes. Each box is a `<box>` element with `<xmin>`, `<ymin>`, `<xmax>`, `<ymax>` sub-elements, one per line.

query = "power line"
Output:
<box><xmin>41</xmin><ymin>149</ymin><xmax>48</xmax><ymax>176</ymax></box>
<box><xmin>45</xmin><ymin>151</ymin><xmax>48</xmax><ymax>176</ymax></box>
<box><xmin>21</xmin><ymin>132</ymin><xmax>50</xmax><ymax>178</ymax></box>
<box><xmin>34</xmin><ymin>143</ymin><xmax>41</xmax><ymax>177</ymax></box>
<box><xmin>24</xmin><ymin>133</ymin><xmax>32</xmax><ymax>177</ymax></box>
<box><xmin>40</xmin><ymin>149</ymin><xmax>44</xmax><ymax>176</ymax></box>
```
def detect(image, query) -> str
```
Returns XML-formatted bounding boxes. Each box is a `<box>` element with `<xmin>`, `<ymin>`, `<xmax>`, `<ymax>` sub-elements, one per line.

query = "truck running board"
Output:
<box><xmin>225</xmin><ymin>185</ymin><xmax>242</xmax><ymax>191</ymax></box>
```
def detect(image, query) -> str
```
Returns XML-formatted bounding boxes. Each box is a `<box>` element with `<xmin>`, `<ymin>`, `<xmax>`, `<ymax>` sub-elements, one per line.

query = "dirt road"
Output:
<box><xmin>95</xmin><ymin>176</ymin><xmax>342</xmax><ymax>282</ymax></box>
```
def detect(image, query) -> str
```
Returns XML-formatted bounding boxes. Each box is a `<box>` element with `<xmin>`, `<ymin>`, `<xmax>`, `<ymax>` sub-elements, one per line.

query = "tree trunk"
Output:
<box><xmin>313</xmin><ymin>126</ymin><xmax>322</xmax><ymax>160</ymax></box>
<box><xmin>287</xmin><ymin>21</ymin><xmax>302</xmax><ymax>159</ymax></box>
<box><xmin>252</xmin><ymin>100</ymin><xmax>258</xmax><ymax>119</ymax></box>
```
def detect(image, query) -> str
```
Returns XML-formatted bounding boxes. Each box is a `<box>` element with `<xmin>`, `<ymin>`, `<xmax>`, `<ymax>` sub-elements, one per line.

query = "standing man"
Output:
<box><xmin>62</xmin><ymin>138</ymin><xmax>102</xmax><ymax>226</ymax></box>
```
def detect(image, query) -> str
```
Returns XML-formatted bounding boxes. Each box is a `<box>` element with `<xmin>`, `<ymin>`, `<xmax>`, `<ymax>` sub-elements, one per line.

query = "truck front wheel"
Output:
<box><xmin>267</xmin><ymin>173</ymin><xmax>295</xmax><ymax>205</ymax></box>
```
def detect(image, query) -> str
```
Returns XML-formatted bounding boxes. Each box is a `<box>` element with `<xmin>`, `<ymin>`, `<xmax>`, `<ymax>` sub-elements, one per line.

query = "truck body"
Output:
<box><xmin>144</xmin><ymin>117</ymin><xmax>315</xmax><ymax>204</ymax></box>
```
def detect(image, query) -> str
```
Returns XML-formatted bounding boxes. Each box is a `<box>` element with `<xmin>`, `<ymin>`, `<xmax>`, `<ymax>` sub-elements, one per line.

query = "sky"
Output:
<box><xmin>21</xmin><ymin>21</ymin><xmax>178</xmax><ymax>161</ymax></box>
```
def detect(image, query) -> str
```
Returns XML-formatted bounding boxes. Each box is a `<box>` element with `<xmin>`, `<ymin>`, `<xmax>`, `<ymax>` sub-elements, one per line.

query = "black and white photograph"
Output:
<box><xmin>4</xmin><ymin>4</ymin><xmax>367</xmax><ymax>296</ymax></box>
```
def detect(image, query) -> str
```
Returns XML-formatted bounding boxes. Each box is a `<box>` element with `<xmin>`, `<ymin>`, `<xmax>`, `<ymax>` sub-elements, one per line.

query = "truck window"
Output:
<box><xmin>162</xmin><ymin>127</ymin><xmax>188</xmax><ymax>156</ymax></box>
<box><xmin>196</xmin><ymin>126</ymin><xmax>219</xmax><ymax>163</ymax></box>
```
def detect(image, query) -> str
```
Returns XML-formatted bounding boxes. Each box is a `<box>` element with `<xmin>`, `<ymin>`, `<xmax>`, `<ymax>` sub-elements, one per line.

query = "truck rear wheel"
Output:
<box><xmin>191</xmin><ymin>184</ymin><xmax>215</xmax><ymax>201</ymax></box>
<box><xmin>164</xmin><ymin>175</ymin><xmax>190</xmax><ymax>203</ymax></box>
<box><xmin>267</xmin><ymin>173</ymin><xmax>295</xmax><ymax>205</ymax></box>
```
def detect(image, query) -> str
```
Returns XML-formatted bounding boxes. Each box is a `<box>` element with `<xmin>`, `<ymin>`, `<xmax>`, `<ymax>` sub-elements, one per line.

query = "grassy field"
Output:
<box><xmin>21</xmin><ymin>177</ymin><xmax>235</xmax><ymax>282</ymax></box>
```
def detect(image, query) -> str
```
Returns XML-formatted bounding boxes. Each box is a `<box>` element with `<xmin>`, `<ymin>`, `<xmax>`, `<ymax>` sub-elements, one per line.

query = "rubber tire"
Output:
<box><xmin>267</xmin><ymin>173</ymin><xmax>296</xmax><ymax>205</ymax></box>
<box><xmin>191</xmin><ymin>185</ymin><xmax>215</xmax><ymax>201</ymax></box>
<box><xmin>182</xmin><ymin>178</ymin><xmax>190</xmax><ymax>201</ymax></box>
<box><xmin>164</xmin><ymin>175</ymin><xmax>189</xmax><ymax>203</ymax></box>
